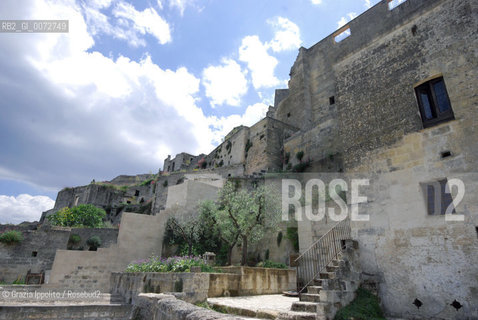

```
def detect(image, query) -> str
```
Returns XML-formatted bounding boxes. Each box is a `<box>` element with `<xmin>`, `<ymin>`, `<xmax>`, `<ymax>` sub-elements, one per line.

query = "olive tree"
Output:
<box><xmin>200</xmin><ymin>181</ymin><xmax>281</xmax><ymax>265</ymax></box>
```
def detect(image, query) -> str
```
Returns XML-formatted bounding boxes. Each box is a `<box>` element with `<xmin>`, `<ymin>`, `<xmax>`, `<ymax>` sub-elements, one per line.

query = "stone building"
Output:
<box><xmin>164</xmin><ymin>0</ymin><xmax>478</xmax><ymax>317</ymax></box>
<box><xmin>5</xmin><ymin>0</ymin><xmax>476</xmax><ymax>318</ymax></box>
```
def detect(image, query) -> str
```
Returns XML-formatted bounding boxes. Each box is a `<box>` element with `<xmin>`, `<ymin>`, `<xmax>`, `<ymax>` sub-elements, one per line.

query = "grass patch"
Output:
<box><xmin>334</xmin><ymin>288</ymin><xmax>385</xmax><ymax>320</ymax></box>
<box><xmin>0</xmin><ymin>230</ymin><xmax>23</xmax><ymax>244</ymax></box>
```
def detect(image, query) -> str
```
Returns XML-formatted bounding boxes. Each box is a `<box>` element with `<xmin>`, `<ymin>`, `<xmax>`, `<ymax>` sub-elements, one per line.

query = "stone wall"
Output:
<box><xmin>110</xmin><ymin>272</ymin><xmax>210</xmax><ymax>304</ymax></box>
<box><xmin>48</xmin><ymin>212</ymin><xmax>168</xmax><ymax>291</ymax></box>
<box><xmin>0</xmin><ymin>305</ymin><xmax>131</xmax><ymax>320</ymax></box>
<box><xmin>0</xmin><ymin>224</ymin><xmax>119</xmax><ymax>284</ymax></box>
<box><xmin>268</xmin><ymin>0</ymin><xmax>478</xmax><ymax>317</ymax></box>
<box><xmin>67</xmin><ymin>227</ymin><xmax>118</xmax><ymax>251</ymax></box>
<box><xmin>0</xmin><ymin>226</ymin><xmax>70</xmax><ymax>283</ymax></box>
<box><xmin>111</xmin><ymin>267</ymin><xmax>296</xmax><ymax>305</ymax></box>
<box><xmin>42</xmin><ymin>180</ymin><xmax>156</xmax><ymax>225</ymax></box>
<box><xmin>209</xmin><ymin>267</ymin><xmax>296</xmax><ymax>297</ymax></box>
<box><xmin>130</xmin><ymin>293</ymin><xmax>242</xmax><ymax>320</ymax></box>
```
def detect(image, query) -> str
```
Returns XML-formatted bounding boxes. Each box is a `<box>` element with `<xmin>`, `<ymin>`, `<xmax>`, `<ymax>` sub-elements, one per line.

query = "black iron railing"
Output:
<box><xmin>295</xmin><ymin>218</ymin><xmax>351</xmax><ymax>293</ymax></box>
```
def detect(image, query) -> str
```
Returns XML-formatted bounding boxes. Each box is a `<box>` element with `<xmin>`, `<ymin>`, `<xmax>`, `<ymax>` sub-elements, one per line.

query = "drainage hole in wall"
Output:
<box><xmin>441</xmin><ymin>150</ymin><xmax>452</xmax><ymax>158</ymax></box>
<box><xmin>413</xmin><ymin>298</ymin><xmax>423</xmax><ymax>309</ymax></box>
<box><xmin>451</xmin><ymin>300</ymin><xmax>463</xmax><ymax>310</ymax></box>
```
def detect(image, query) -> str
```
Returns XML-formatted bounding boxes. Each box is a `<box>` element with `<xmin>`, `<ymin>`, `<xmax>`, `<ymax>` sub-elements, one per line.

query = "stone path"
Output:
<box><xmin>207</xmin><ymin>294</ymin><xmax>299</xmax><ymax>319</ymax></box>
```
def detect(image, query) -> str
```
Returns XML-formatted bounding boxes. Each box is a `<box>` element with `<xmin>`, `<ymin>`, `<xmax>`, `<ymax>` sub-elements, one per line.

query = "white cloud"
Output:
<box><xmin>168</xmin><ymin>0</ymin><xmax>200</xmax><ymax>16</ymax></box>
<box><xmin>0</xmin><ymin>0</ymin><xmax>277</xmax><ymax>196</ymax></box>
<box><xmin>267</xmin><ymin>17</ymin><xmax>302</xmax><ymax>52</ymax></box>
<box><xmin>239</xmin><ymin>35</ymin><xmax>280</xmax><ymax>89</ymax></box>
<box><xmin>202</xmin><ymin>59</ymin><xmax>248</xmax><ymax>107</ymax></box>
<box><xmin>364</xmin><ymin>0</ymin><xmax>372</xmax><ymax>8</ymax></box>
<box><xmin>208</xmin><ymin>103</ymin><xmax>269</xmax><ymax>144</ymax></box>
<box><xmin>0</xmin><ymin>195</ymin><xmax>54</xmax><ymax>224</ymax></box>
<box><xmin>310</xmin><ymin>0</ymin><xmax>323</xmax><ymax>4</ymax></box>
<box><xmin>337</xmin><ymin>12</ymin><xmax>358</xmax><ymax>28</ymax></box>
<box><xmin>113</xmin><ymin>1</ymin><xmax>171</xmax><ymax>45</ymax></box>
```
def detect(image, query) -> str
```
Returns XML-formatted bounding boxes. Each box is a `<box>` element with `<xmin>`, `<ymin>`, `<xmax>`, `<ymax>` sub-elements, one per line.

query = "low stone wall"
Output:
<box><xmin>131</xmin><ymin>293</ymin><xmax>242</xmax><ymax>320</ymax></box>
<box><xmin>210</xmin><ymin>266</ymin><xmax>296</xmax><ymax>297</ymax></box>
<box><xmin>111</xmin><ymin>267</ymin><xmax>297</xmax><ymax>305</ymax></box>
<box><xmin>0</xmin><ymin>305</ymin><xmax>131</xmax><ymax>320</ymax></box>
<box><xmin>110</xmin><ymin>272</ymin><xmax>210</xmax><ymax>304</ymax></box>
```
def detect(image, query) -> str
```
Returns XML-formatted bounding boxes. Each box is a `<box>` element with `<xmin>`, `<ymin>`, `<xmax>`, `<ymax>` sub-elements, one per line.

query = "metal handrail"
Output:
<box><xmin>294</xmin><ymin>218</ymin><xmax>351</xmax><ymax>293</ymax></box>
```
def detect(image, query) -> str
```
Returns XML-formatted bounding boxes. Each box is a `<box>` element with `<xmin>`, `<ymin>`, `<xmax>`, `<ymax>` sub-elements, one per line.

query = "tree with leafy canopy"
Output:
<box><xmin>200</xmin><ymin>181</ymin><xmax>281</xmax><ymax>266</ymax></box>
<box><xmin>47</xmin><ymin>204</ymin><xmax>106</xmax><ymax>228</ymax></box>
<box><xmin>200</xmin><ymin>199</ymin><xmax>241</xmax><ymax>265</ymax></box>
<box><xmin>165</xmin><ymin>210</ymin><xmax>201</xmax><ymax>256</ymax></box>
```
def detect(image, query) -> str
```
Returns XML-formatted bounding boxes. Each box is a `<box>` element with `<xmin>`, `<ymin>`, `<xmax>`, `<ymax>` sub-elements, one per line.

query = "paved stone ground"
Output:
<box><xmin>207</xmin><ymin>294</ymin><xmax>298</xmax><ymax>319</ymax></box>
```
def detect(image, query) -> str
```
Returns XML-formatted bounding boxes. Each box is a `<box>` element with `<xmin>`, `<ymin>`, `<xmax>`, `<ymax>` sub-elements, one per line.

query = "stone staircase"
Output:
<box><xmin>278</xmin><ymin>240</ymin><xmax>361</xmax><ymax>320</ymax></box>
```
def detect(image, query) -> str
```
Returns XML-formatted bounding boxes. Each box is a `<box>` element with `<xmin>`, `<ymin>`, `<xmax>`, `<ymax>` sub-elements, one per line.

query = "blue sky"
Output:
<box><xmin>0</xmin><ymin>0</ymin><xmax>381</xmax><ymax>223</ymax></box>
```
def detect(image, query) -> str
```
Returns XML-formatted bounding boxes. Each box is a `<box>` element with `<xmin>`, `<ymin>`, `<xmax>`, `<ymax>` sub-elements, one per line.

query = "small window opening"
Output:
<box><xmin>32</xmin><ymin>251</ymin><xmax>38</xmax><ymax>257</ymax></box>
<box><xmin>388</xmin><ymin>0</ymin><xmax>407</xmax><ymax>10</ymax></box>
<box><xmin>127</xmin><ymin>200</ymin><xmax>131</xmax><ymax>204</ymax></box>
<box><xmin>441</xmin><ymin>151</ymin><xmax>452</xmax><ymax>159</ymax></box>
<box><xmin>334</xmin><ymin>26</ymin><xmax>351</xmax><ymax>43</ymax></box>
<box><xmin>329</xmin><ymin>96</ymin><xmax>335</xmax><ymax>105</ymax></box>
<box><xmin>475</xmin><ymin>226</ymin><xmax>478</xmax><ymax>239</ymax></box>
<box><xmin>413</xmin><ymin>298</ymin><xmax>423</xmax><ymax>309</ymax></box>
<box><xmin>451</xmin><ymin>300</ymin><xmax>463</xmax><ymax>310</ymax></box>
<box><xmin>287</xmin><ymin>112</ymin><xmax>291</xmax><ymax>118</ymax></box>
<box><xmin>134</xmin><ymin>190</ymin><xmax>140</xmax><ymax>196</ymax></box>
<box><xmin>420</xmin><ymin>179</ymin><xmax>456</xmax><ymax>215</ymax></box>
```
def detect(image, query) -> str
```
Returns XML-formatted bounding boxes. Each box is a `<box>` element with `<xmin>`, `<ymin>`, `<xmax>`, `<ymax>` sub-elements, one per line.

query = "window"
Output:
<box><xmin>415</xmin><ymin>77</ymin><xmax>454</xmax><ymax>128</ymax></box>
<box><xmin>420</xmin><ymin>179</ymin><xmax>455</xmax><ymax>215</ymax></box>
<box><xmin>334</xmin><ymin>26</ymin><xmax>351</xmax><ymax>43</ymax></box>
<box><xmin>329</xmin><ymin>96</ymin><xmax>335</xmax><ymax>105</ymax></box>
<box><xmin>32</xmin><ymin>251</ymin><xmax>38</xmax><ymax>257</ymax></box>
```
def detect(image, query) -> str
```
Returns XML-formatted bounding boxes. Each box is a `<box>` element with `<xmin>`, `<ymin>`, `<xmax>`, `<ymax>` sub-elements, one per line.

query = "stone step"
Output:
<box><xmin>277</xmin><ymin>311</ymin><xmax>318</xmax><ymax>320</ymax></box>
<box><xmin>319</xmin><ymin>272</ymin><xmax>336</xmax><ymax>279</ymax></box>
<box><xmin>291</xmin><ymin>301</ymin><xmax>318</xmax><ymax>313</ymax></box>
<box><xmin>326</xmin><ymin>265</ymin><xmax>339</xmax><ymax>272</ymax></box>
<box><xmin>307</xmin><ymin>286</ymin><xmax>322</xmax><ymax>294</ymax></box>
<box><xmin>300</xmin><ymin>293</ymin><xmax>321</xmax><ymax>303</ymax></box>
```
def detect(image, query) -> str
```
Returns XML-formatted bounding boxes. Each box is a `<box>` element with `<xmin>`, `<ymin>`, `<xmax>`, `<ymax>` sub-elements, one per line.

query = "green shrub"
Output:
<box><xmin>69</xmin><ymin>234</ymin><xmax>81</xmax><ymax>244</ymax></box>
<box><xmin>126</xmin><ymin>256</ymin><xmax>216</xmax><ymax>273</ymax></box>
<box><xmin>261</xmin><ymin>260</ymin><xmax>288</xmax><ymax>269</ymax></box>
<box><xmin>334</xmin><ymin>288</ymin><xmax>385</xmax><ymax>320</ymax></box>
<box><xmin>296</xmin><ymin>151</ymin><xmax>304</xmax><ymax>161</ymax></box>
<box><xmin>140</xmin><ymin>178</ymin><xmax>154</xmax><ymax>186</ymax></box>
<box><xmin>163</xmin><ymin>180</ymin><xmax>168</xmax><ymax>187</ymax></box>
<box><xmin>0</xmin><ymin>230</ymin><xmax>23</xmax><ymax>244</ymax></box>
<box><xmin>47</xmin><ymin>204</ymin><xmax>106</xmax><ymax>228</ymax></box>
<box><xmin>86</xmin><ymin>235</ymin><xmax>102</xmax><ymax>249</ymax></box>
